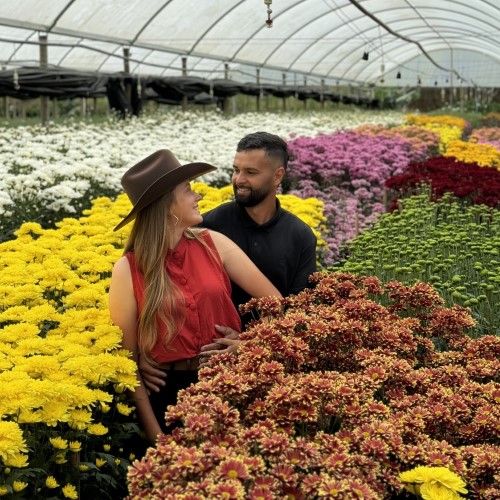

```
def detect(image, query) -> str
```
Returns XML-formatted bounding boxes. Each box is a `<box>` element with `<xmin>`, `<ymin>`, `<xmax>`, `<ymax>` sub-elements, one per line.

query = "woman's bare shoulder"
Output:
<box><xmin>112</xmin><ymin>255</ymin><xmax>131</xmax><ymax>276</ymax></box>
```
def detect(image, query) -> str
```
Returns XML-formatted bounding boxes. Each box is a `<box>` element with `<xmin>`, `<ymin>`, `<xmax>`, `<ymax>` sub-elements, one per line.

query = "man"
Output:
<box><xmin>141</xmin><ymin>131</ymin><xmax>317</xmax><ymax>390</ymax></box>
<box><xmin>203</xmin><ymin>131</ymin><xmax>317</xmax><ymax>325</ymax></box>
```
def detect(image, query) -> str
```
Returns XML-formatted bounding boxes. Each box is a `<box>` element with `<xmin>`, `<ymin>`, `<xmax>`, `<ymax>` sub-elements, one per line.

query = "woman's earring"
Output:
<box><xmin>171</xmin><ymin>213</ymin><xmax>180</xmax><ymax>226</ymax></box>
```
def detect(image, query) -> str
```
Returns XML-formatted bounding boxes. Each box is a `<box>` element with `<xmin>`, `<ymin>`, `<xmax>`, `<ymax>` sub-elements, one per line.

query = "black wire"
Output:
<box><xmin>346</xmin><ymin>0</ymin><xmax>474</xmax><ymax>86</ymax></box>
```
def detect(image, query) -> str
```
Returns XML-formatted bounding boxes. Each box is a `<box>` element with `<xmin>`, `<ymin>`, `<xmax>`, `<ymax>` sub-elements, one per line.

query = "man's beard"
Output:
<box><xmin>233</xmin><ymin>184</ymin><xmax>270</xmax><ymax>207</ymax></box>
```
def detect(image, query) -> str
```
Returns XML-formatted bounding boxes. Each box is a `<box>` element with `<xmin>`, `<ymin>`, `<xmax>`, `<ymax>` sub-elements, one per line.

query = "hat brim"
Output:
<box><xmin>113</xmin><ymin>161</ymin><xmax>216</xmax><ymax>231</ymax></box>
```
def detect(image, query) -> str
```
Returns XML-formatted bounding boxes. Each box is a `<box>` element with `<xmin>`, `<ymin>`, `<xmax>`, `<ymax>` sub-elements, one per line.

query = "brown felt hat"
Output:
<box><xmin>113</xmin><ymin>149</ymin><xmax>216</xmax><ymax>231</ymax></box>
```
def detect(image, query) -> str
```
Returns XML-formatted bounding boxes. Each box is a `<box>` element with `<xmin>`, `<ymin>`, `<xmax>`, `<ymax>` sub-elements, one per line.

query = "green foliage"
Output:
<box><xmin>333</xmin><ymin>194</ymin><xmax>500</xmax><ymax>337</ymax></box>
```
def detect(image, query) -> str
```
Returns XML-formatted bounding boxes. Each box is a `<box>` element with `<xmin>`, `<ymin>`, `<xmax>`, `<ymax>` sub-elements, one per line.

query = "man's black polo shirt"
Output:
<box><xmin>202</xmin><ymin>199</ymin><xmax>317</xmax><ymax>325</ymax></box>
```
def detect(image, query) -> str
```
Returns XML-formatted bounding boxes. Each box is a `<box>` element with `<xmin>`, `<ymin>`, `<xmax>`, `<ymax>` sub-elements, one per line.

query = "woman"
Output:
<box><xmin>109</xmin><ymin>149</ymin><xmax>281</xmax><ymax>444</ymax></box>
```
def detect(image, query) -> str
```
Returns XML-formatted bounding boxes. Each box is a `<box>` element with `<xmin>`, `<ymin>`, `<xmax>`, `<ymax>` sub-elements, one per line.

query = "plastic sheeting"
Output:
<box><xmin>0</xmin><ymin>68</ymin><xmax>379</xmax><ymax>112</ymax></box>
<box><xmin>0</xmin><ymin>1</ymin><xmax>498</xmax><ymax>88</ymax></box>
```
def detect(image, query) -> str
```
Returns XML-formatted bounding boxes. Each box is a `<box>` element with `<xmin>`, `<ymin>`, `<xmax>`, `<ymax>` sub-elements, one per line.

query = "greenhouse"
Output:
<box><xmin>0</xmin><ymin>1</ymin><xmax>499</xmax><ymax>499</ymax></box>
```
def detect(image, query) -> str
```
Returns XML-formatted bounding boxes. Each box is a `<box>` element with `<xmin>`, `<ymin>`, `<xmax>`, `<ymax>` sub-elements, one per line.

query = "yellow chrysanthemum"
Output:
<box><xmin>68</xmin><ymin>409</ymin><xmax>93</xmax><ymax>430</ymax></box>
<box><xmin>69</xmin><ymin>441</ymin><xmax>82</xmax><ymax>453</ymax></box>
<box><xmin>400</xmin><ymin>466</ymin><xmax>467</xmax><ymax>496</ymax></box>
<box><xmin>49</xmin><ymin>437</ymin><xmax>68</xmax><ymax>450</ymax></box>
<box><xmin>3</xmin><ymin>453</ymin><xmax>29</xmax><ymax>468</ymax></box>
<box><xmin>420</xmin><ymin>482</ymin><xmax>463</xmax><ymax>500</ymax></box>
<box><xmin>0</xmin><ymin>305</ymin><xmax>29</xmax><ymax>322</ymax></box>
<box><xmin>0</xmin><ymin>485</ymin><xmax>9</xmax><ymax>496</ymax></box>
<box><xmin>87</xmin><ymin>423</ymin><xmax>108</xmax><ymax>436</ymax></box>
<box><xmin>0</xmin><ymin>378</ymin><xmax>38</xmax><ymax>416</ymax></box>
<box><xmin>100</xmin><ymin>402</ymin><xmax>111</xmax><ymax>414</ymax></box>
<box><xmin>62</xmin><ymin>483</ymin><xmax>78</xmax><ymax>499</ymax></box>
<box><xmin>95</xmin><ymin>458</ymin><xmax>107</xmax><ymax>468</ymax></box>
<box><xmin>116</xmin><ymin>402</ymin><xmax>134</xmax><ymax>416</ymax></box>
<box><xmin>22</xmin><ymin>303</ymin><xmax>62</xmax><ymax>325</ymax></box>
<box><xmin>39</xmin><ymin>401</ymin><xmax>70</xmax><ymax>427</ymax></box>
<box><xmin>17</xmin><ymin>409</ymin><xmax>43</xmax><ymax>424</ymax></box>
<box><xmin>13</xmin><ymin>481</ymin><xmax>28</xmax><ymax>493</ymax></box>
<box><xmin>0</xmin><ymin>422</ymin><xmax>28</xmax><ymax>462</ymax></box>
<box><xmin>91</xmin><ymin>331</ymin><xmax>122</xmax><ymax>353</ymax></box>
<box><xmin>14</xmin><ymin>221</ymin><xmax>45</xmax><ymax>237</ymax></box>
<box><xmin>45</xmin><ymin>476</ymin><xmax>59</xmax><ymax>489</ymax></box>
<box><xmin>0</xmin><ymin>322</ymin><xmax>39</xmax><ymax>344</ymax></box>
<box><xmin>55</xmin><ymin>452</ymin><xmax>68</xmax><ymax>464</ymax></box>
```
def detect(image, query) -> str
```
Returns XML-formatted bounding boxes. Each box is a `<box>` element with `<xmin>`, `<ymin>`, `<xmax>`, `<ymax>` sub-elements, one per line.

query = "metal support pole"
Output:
<box><xmin>449</xmin><ymin>48</ymin><xmax>454</xmax><ymax>107</ymax></box>
<box><xmin>123</xmin><ymin>47</ymin><xmax>131</xmax><ymax>112</ymax></box>
<box><xmin>223</xmin><ymin>63</ymin><xmax>230</xmax><ymax>114</ymax></box>
<box><xmin>123</xmin><ymin>46</ymin><xmax>130</xmax><ymax>74</ymax></box>
<box><xmin>39</xmin><ymin>32</ymin><xmax>49</xmax><ymax>125</ymax></box>
<box><xmin>303</xmin><ymin>76</ymin><xmax>307</xmax><ymax>110</ymax></box>
<box><xmin>181</xmin><ymin>57</ymin><xmax>188</xmax><ymax>111</ymax></box>
<box><xmin>256</xmin><ymin>68</ymin><xmax>261</xmax><ymax>112</ymax></box>
<box><xmin>321</xmin><ymin>79</ymin><xmax>325</xmax><ymax>109</ymax></box>
<box><xmin>282</xmin><ymin>73</ymin><xmax>287</xmax><ymax>112</ymax></box>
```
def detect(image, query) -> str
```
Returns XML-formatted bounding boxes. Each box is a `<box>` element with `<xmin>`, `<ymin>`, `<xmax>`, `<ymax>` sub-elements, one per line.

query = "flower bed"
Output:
<box><xmin>335</xmin><ymin>194</ymin><xmax>500</xmax><ymax>337</ymax></box>
<box><xmin>0</xmin><ymin>109</ymin><xmax>405</xmax><ymax>241</ymax></box>
<box><xmin>353</xmin><ymin>123</ymin><xmax>440</xmax><ymax>158</ymax></box>
<box><xmin>126</xmin><ymin>273</ymin><xmax>499</xmax><ymax>499</ymax></box>
<box><xmin>404</xmin><ymin>114</ymin><xmax>469</xmax><ymax>152</ymax></box>
<box><xmin>469</xmin><ymin>127</ymin><xmax>500</xmax><ymax>151</ymax></box>
<box><xmin>385</xmin><ymin>156</ymin><xmax>500</xmax><ymax>208</ymax></box>
<box><xmin>443</xmin><ymin>140</ymin><xmax>500</xmax><ymax>169</ymax></box>
<box><xmin>2</xmin><ymin>110</ymin><xmax>499</xmax><ymax>499</ymax></box>
<box><xmin>286</xmin><ymin>131</ymin><xmax>428</xmax><ymax>264</ymax></box>
<box><xmin>0</xmin><ymin>199</ymin><xmax>140</xmax><ymax>499</ymax></box>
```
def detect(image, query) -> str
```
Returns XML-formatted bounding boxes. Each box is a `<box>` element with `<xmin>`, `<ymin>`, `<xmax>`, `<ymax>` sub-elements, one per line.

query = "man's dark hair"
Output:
<box><xmin>236</xmin><ymin>132</ymin><xmax>289</xmax><ymax>170</ymax></box>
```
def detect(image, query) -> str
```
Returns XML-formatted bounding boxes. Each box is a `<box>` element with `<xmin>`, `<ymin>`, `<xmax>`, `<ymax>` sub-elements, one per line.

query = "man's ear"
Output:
<box><xmin>274</xmin><ymin>166</ymin><xmax>286</xmax><ymax>186</ymax></box>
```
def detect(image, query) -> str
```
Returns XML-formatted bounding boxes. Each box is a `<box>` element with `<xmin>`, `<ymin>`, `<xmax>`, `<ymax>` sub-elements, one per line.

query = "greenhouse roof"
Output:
<box><xmin>0</xmin><ymin>0</ymin><xmax>498</xmax><ymax>88</ymax></box>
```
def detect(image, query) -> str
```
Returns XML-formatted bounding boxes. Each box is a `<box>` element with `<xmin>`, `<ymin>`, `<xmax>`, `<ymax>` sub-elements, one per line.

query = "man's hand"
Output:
<box><xmin>200</xmin><ymin>325</ymin><xmax>239</xmax><ymax>353</ymax></box>
<box><xmin>138</xmin><ymin>353</ymin><xmax>167</xmax><ymax>393</ymax></box>
<box><xmin>198</xmin><ymin>325</ymin><xmax>241</xmax><ymax>367</ymax></box>
<box><xmin>199</xmin><ymin>338</ymin><xmax>242</xmax><ymax>368</ymax></box>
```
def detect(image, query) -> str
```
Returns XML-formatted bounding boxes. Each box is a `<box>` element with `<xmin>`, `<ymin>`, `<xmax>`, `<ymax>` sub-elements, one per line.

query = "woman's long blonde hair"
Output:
<box><xmin>123</xmin><ymin>191</ymin><xmax>218</xmax><ymax>363</ymax></box>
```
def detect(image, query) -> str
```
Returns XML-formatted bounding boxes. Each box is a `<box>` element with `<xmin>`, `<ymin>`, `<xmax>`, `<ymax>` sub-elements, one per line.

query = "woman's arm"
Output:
<box><xmin>109</xmin><ymin>256</ymin><xmax>162</xmax><ymax>444</ymax></box>
<box><xmin>208</xmin><ymin>230</ymin><xmax>282</xmax><ymax>299</ymax></box>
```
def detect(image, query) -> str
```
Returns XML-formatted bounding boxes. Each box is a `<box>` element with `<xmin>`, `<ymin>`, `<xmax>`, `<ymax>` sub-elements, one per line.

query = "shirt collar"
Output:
<box><xmin>238</xmin><ymin>198</ymin><xmax>282</xmax><ymax>231</ymax></box>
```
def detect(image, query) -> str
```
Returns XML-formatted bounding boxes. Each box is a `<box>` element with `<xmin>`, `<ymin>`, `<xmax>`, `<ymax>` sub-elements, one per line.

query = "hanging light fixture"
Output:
<box><xmin>417</xmin><ymin>76</ymin><xmax>422</xmax><ymax>85</ymax></box>
<box><xmin>362</xmin><ymin>51</ymin><xmax>369</xmax><ymax>61</ymax></box>
<box><xmin>396</xmin><ymin>71</ymin><xmax>401</xmax><ymax>79</ymax></box>
<box><xmin>264</xmin><ymin>0</ymin><xmax>273</xmax><ymax>28</ymax></box>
